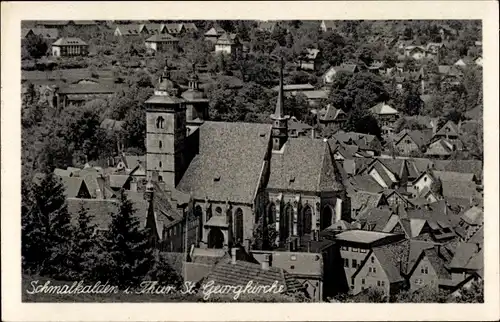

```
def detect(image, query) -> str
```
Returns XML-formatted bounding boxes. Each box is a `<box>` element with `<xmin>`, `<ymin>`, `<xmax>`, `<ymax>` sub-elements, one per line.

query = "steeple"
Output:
<box><xmin>155</xmin><ymin>58</ymin><xmax>180</xmax><ymax>97</ymax></box>
<box><xmin>271</xmin><ymin>57</ymin><xmax>290</xmax><ymax>151</ymax></box>
<box><xmin>188</xmin><ymin>63</ymin><xmax>200</xmax><ymax>90</ymax></box>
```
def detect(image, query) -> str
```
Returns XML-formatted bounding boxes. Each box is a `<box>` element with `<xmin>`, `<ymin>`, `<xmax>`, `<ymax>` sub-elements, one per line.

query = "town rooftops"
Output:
<box><xmin>22</xmin><ymin>27</ymin><xmax>59</xmax><ymax>39</ymax></box>
<box><xmin>216</xmin><ymin>33</ymin><xmax>238</xmax><ymax>45</ymax></box>
<box><xmin>318</xmin><ymin>105</ymin><xmax>346</xmax><ymax>122</ymax></box>
<box><xmin>333</xmin><ymin>229</ymin><xmax>403</xmax><ymax>245</ymax></box>
<box><xmin>52</xmin><ymin>37</ymin><xmax>88</xmax><ymax>46</ymax></box>
<box><xmin>204</xmin><ymin>25</ymin><xmax>226</xmax><ymax>36</ymax></box>
<box><xmin>302</xmin><ymin>90</ymin><xmax>328</xmax><ymax>100</ymax></box>
<box><xmin>145</xmin><ymin>33</ymin><xmax>179</xmax><ymax>42</ymax></box>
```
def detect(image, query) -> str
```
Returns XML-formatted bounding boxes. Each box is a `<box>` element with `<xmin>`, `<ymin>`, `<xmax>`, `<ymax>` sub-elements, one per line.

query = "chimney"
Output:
<box><xmin>261</xmin><ymin>254</ymin><xmax>270</xmax><ymax>270</ymax></box>
<box><xmin>231</xmin><ymin>247</ymin><xmax>237</xmax><ymax>265</ymax></box>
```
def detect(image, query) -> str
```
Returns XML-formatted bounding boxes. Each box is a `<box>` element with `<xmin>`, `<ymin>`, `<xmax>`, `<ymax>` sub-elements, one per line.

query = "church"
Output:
<box><xmin>144</xmin><ymin>59</ymin><xmax>348</xmax><ymax>250</ymax></box>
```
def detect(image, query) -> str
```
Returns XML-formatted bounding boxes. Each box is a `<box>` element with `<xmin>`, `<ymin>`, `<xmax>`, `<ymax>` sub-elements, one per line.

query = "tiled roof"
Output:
<box><xmin>146</xmin><ymin>33</ymin><xmax>179</xmax><ymax>42</ymax></box>
<box><xmin>448</xmin><ymin>242</ymin><xmax>482</xmax><ymax>270</ymax></box>
<box><xmin>182</xmin><ymin>23</ymin><xmax>198</xmax><ymax>32</ymax></box>
<box><xmin>356</xmin><ymin>206</ymin><xmax>393</xmax><ymax>231</ymax></box>
<box><xmin>59</xmin><ymin>176</ymin><xmax>86</xmax><ymax>198</ymax></box>
<box><xmin>177</xmin><ymin>121</ymin><xmax>271</xmax><ymax>204</ymax></box>
<box><xmin>204</xmin><ymin>26</ymin><xmax>225</xmax><ymax>36</ymax></box>
<box><xmin>288</xmin><ymin>117</ymin><xmax>312</xmax><ymax>132</ymax></box>
<box><xmin>433</xmin><ymin>171</ymin><xmax>475</xmax><ymax>182</ymax></box>
<box><xmin>334</xmin><ymin>229</ymin><xmax>399</xmax><ymax>244</ymax></box>
<box><xmin>52</xmin><ymin>37</ymin><xmax>88</xmax><ymax>46</ymax></box>
<box><xmin>460</xmin><ymin>206</ymin><xmax>483</xmax><ymax>226</ymax></box>
<box><xmin>425</xmin><ymin>248</ymin><xmax>452</xmax><ymax>280</ymax></box>
<box><xmin>348</xmin><ymin>174</ymin><xmax>384</xmax><ymax>193</ymax></box>
<box><xmin>204</xmin><ymin>259</ymin><xmax>304</xmax><ymax>294</ymax></box>
<box><xmin>266</xmin><ymin>251</ymin><xmax>323</xmax><ymax>277</ymax></box>
<box><xmin>319</xmin><ymin>105</ymin><xmax>346</xmax><ymax>122</ymax></box>
<box><xmin>425</xmin><ymin>139</ymin><xmax>453</xmax><ymax>156</ymax></box>
<box><xmin>441</xmin><ymin>180</ymin><xmax>478</xmax><ymax>199</ymax></box>
<box><xmin>395</xmin><ymin>130</ymin><xmax>432</xmax><ymax>149</ymax></box>
<box><xmin>22</xmin><ymin>27</ymin><xmax>59</xmax><ymax>39</ymax></box>
<box><xmin>405</xmin><ymin>240</ymin><xmax>436</xmax><ymax>274</ymax></box>
<box><xmin>371</xmin><ymin>239</ymin><xmax>410</xmax><ymax>283</ymax></box>
<box><xmin>302</xmin><ymin>90</ymin><xmax>328</xmax><ymax>100</ymax></box>
<box><xmin>267</xmin><ymin>138</ymin><xmax>343</xmax><ymax>192</ymax></box>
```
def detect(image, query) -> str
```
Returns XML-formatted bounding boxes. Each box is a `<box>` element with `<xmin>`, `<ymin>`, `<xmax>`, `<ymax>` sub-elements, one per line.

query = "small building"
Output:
<box><xmin>455</xmin><ymin>206</ymin><xmax>483</xmax><ymax>242</ymax></box>
<box><xmin>22</xmin><ymin>27</ymin><xmax>59</xmax><ymax>42</ymax></box>
<box><xmin>214</xmin><ymin>33</ymin><xmax>242</xmax><ymax>57</ymax></box>
<box><xmin>302</xmin><ymin>89</ymin><xmax>329</xmax><ymax>107</ymax></box>
<box><xmin>113</xmin><ymin>24</ymin><xmax>149</xmax><ymax>36</ymax></box>
<box><xmin>394</xmin><ymin>130</ymin><xmax>433</xmax><ymax>155</ymax></box>
<box><xmin>320</xmin><ymin>20</ymin><xmax>337</xmax><ymax>33</ymax></box>
<box><xmin>322</xmin><ymin>63</ymin><xmax>358</xmax><ymax>84</ymax></box>
<box><xmin>370</xmin><ymin>102</ymin><xmax>399</xmax><ymax>135</ymax></box>
<box><xmin>145</xmin><ymin>33</ymin><xmax>180</xmax><ymax>52</ymax></box>
<box><xmin>317</xmin><ymin>105</ymin><xmax>347</xmax><ymax>132</ymax></box>
<box><xmin>55</xmin><ymin>83</ymin><xmax>118</xmax><ymax>109</ymax></box>
<box><xmin>299</xmin><ymin>48</ymin><xmax>321</xmax><ymax>71</ymax></box>
<box><xmin>404</xmin><ymin>46</ymin><xmax>427</xmax><ymax>60</ymax></box>
<box><xmin>272</xmin><ymin>83</ymin><xmax>315</xmax><ymax>95</ymax></box>
<box><xmin>434</xmin><ymin>120</ymin><xmax>460</xmax><ymax>140</ymax></box>
<box><xmin>51</xmin><ymin>37</ymin><xmax>88</xmax><ymax>57</ymax></box>
<box><xmin>204</xmin><ymin>25</ymin><xmax>226</xmax><ymax>43</ymax></box>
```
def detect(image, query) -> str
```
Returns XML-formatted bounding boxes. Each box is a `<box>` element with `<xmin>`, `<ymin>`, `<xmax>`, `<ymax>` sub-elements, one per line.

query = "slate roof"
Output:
<box><xmin>52</xmin><ymin>37</ymin><xmax>88</xmax><ymax>46</ymax></box>
<box><xmin>350</xmin><ymin>191</ymin><xmax>384</xmax><ymax>213</ymax></box>
<box><xmin>319</xmin><ymin>105</ymin><xmax>346</xmax><ymax>122</ymax></box>
<box><xmin>303</xmin><ymin>90</ymin><xmax>328</xmax><ymax>100</ymax></box>
<box><xmin>146</xmin><ymin>33</ymin><xmax>179</xmax><ymax>43</ymax></box>
<box><xmin>433</xmin><ymin>171</ymin><xmax>475</xmax><ymax>182</ymax></box>
<box><xmin>266</xmin><ymin>251</ymin><xmax>323</xmax><ymax>277</ymax></box>
<box><xmin>448</xmin><ymin>242</ymin><xmax>482</xmax><ymax>271</ymax></box>
<box><xmin>405</xmin><ymin>240</ymin><xmax>436</xmax><ymax>275</ymax></box>
<box><xmin>177</xmin><ymin>121</ymin><xmax>270</xmax><ymax>204</ymax></box>
<box><xmin>267</xmin><ymin>138</ymin><xmax>343</xmax><ymax>193</ymax></box>
<box><xmin>204</xmin><ymin>259</ymin><xmax>304</xmax><ymax>294</ymax></box>
<box><xmin>356</xmin><ymin>206</ymin><xmax>393</xmax><ymax>231</ymax></box>
<box><xmin>395</xmin><ymin>130</ymin><xmax>433</xmax><ymax>149</ymax></box>
<box><xmin>460</xmin><ymin>206</ymin><xmax>483</xmax><ymax>225</ymax></box>
<box><xmin>334</xmin><ymin>230</ymin><xmax>399</xmax><ymax>244</ymax></box>
<box><xmin>371</xmin><ymin>102</ymin><xmax>398</xmax><ymax>115</ymax></box>
<box><xmin>370</xmin><ymin>239</ymin><xmax>410</xmax><ymax>283</ymax></box>
<box><xmin>441</xmin><ymin>180</ymin><xmax>478</xmax><ymax>199</ymax></box>
<box><xmin>425</xmin><ymin>248</ymin><xmax>452</xmax><ymax>280</ymax></box>
<box><xmin>348</xmin><ymin>174</ymin><xmax>384</xmax><ymax>193</ymax></box>
<box><xmin>288</xmin><ymin>117</ymin><xmax>312</xmax><ymax>132</ymax></box>
<box><xmin>59</xmin><ymin>176</ymin><xmax>87</xmax><ymax>198</ymax></box>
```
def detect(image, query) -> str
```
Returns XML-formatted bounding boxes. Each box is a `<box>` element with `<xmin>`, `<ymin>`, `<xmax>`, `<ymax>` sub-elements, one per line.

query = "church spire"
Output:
<box><xmin>274</xmin><ymin>57</ymin><xmax>285</xmax><ymax>119</ymax></box>
<box><xmin>271</xmin><ymin>57</ymin><xmax>289</xmax><ymax>152</ymax></box>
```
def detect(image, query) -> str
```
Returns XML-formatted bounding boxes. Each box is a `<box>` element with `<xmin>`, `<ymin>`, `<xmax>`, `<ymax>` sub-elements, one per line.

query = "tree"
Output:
<box><xmin>452</xmin><ymin>279</ymin><xmax>484</xmax><ymax>303</ymax></box>
<box><xmin>101</xmin><ymin>191</ymin><xmax>155</xmax><ymax>287</ymax></box>
<box><xmin>122</xmin><ymin>108</ymin><xmax>146</xmax><ymax>152</ymax></box>
<box><xmin>22</xmin><ymin>173</ymin><xmax>74</xmax><ymax>278</ymax></box>
<box><xmin>66</xmin><ymin>203</ymin><xmax>99</xmax><ymax>280</ymax></box>
<box><xmin>344</xmin><ymin>106</ymin><xmax>382</xmax><ymax>139</ymax></box>
<box><xmin>402</xmin><ymin>86</ymin><xmax>424</xmax><ymax>116</ymax></box>
<box><xmin>24</xmin><ymin>34</ymin><xmax>48</xmax><ymax>60</ymax></box>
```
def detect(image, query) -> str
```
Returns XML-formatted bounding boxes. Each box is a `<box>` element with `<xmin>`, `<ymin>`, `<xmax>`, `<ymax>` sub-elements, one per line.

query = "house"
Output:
<box><xmin>202</xmin><ymin>248</ymin><xmax>306</xmax><ymax>299</ymax></box>
<box><xmin>322</xmin><ymin>64</ymin><xmax>358</xmax><ymax>84</ymax></box>
<box><xmin>359</xmin><ymin>158</ymin><xmax>415</xmax><ymax>190</ymax></box>
<box><xmin>204</xmin><ymin>25</ymin><xmax>226</xmax><ymax>43</ymax></box>
<box><xmin>425</xmin><ymin>42</ymin><xmax>447</xmax><ymax>60</ymax></box>
<box><xmin>433</xmin><ymin>120</ymin><xmax>461</xmax><ymax>140</ymax></box>
<box><xmin>333</xmin><ymin>230</ymin><xmax>405</xmax><ymax>293</ymax></box>
<box><xmin>145</xmin><ymin>34</ymin><xmax>180</xmax><ymax>52</ymax></box>
<box><xmin>115</xmin><ymin>154</ymin><xmax>147</xmax><ymax>181</ymax></box>
<box><xmin>349</xmin><ymin>191</ymin><xmax>387</xmax><ymax>220</ymax></box>
<box><xmin>299</xmin><ymin>48</ymin><xmax>321</xmax><ymax>71</ymax></box>
<box><xmin>302</xmin><ymin>89</ymin><xmax>329</xmax><ymax>107</ymax></box>
<box><xmin>370</xmin><ymin>102</ymin><xmax>399</xmax><ymax>135</ymax></box>
<box><xmin>288</xmin><ymin>117</ymin><xmax>313</xmax><ymax>138</ymax></box>
<box><xmin>113</xmin><ymin>24</ymin><xmax>150</xmax><ymax>36</ymax></box>
<box><xmin>59</xmin><ymin>176</ymin><xmax>92</xmax><ymax>198</ymax></box>
<box><xmin>351</xmin><ymin>239</ymin><xmax>410</xmax><ymax>296</ymax></box>
<box><xmin>320</xmin><ymin>20</ymin><xmax>337</xmax><ymax>32</ymax></box>
<box><xmin>214</xmin><ymin>33</ymin><xmax>242</xmax><ymax>57</ymax></box>
<box><xmin>367</xmin><ymin>61</ymin><xmax>384</xmax><ymax>74</ymax></box>
<box><xmin>22</xmin><ymin>27</ymin><xmax>59</xmax><ymax>42</ymax></box>
<box><xmin>445</xmin><ymin>242</ymin><xmax>483</xmax><ymax>292</ymax></box>
<box><xmin>332</xmin><ymin>132</ymin><xmax>382</xmax><ymax>156</ymax></box>
<box><xmin>404</xmin><ymin>46</ymin><xmax>427</xmax><ymax>60</ymax></box>
<box><xmin>252</xmin><ymin>246</ymin><xmax>327</xmax><ymax>301</ymax></box>
<box><xmin>51</xmin><ymin>37</ymin><xmax>88</xmax><ymax>57</ymax></box>
<box><xmin>54</xmin><ymin>83</ymin><xmax>119</xmax><ymax>109</ymax></box>
<box><xmin>394</xmin><ymin>130</ymin><xmax>433</xmax><ymax>155</ymax></box>
<box><xmin>181</xmin><ymin>23</ymin><xmax>198</xmax><ymax>33</ymax></box>
<box><xmin>406</xmin><ymin>243</ymin><xmax>452</xmax><ymax>292</ymax></box>
<box><xmin>454</xmin><ymin>206</ymin><xmax>483</xmax><ymax>242</ymax></box>
<box><xmin>454</xmin><ymin>57</ymin><xmax>474</xmax><ymax>68</ymax></box>
<box><xmin>424</xmin><ymin>139</ymin><xmax>456</xmax><ymax>159</ymax></box>
<box><xmin>257</xmin><ymin>21</ymin><xmax>278</xmax><ymax>33</ymax></box>
<box><xmin>35</xmin><ymin>20</ymin><xmax>97</xmax><ymax>29</ymax></box>
<box><xmin>317</xmin><ymin>105</ymin><xmax>347</xmax><ymax>132</ymax></box>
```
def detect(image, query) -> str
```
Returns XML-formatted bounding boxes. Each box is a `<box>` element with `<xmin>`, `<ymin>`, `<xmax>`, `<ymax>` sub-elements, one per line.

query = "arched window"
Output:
<box><xmin>156</xmin><ymin>116</ymin><xmax>165</xmax><ymax>129</ymax></box>
<box><xmin>159</xmin><ymin>161</ymin><xmax>162</xmax><ymax>168</ymax></box>
<box><xmin>206</xmin><ymin>207</ymin><xmax>212</xmax><ymax>220</ymax></box>
<box><xmin>159</xmin><ymin>141</ymin><xmax>162</xmax><ymax>148</ymax></box>
<box><xmin>267</xmin><ymin>203</ymin><xmax>276</xmax><ymax>225</ymax></box>
<box><xmin>280</xmin><ymin>204</ymin><xmax>293</xmax><ymax>242</ymax></box>
<box><xmin>302</xmin><ymin>205</ymin><xmax>313</xmax><ymax>235</ymax></box>
<box><xmin>234</xmin><ymin>208</ymin><xmax>244</xmax><ymax>244</ymax></box>
<box><xmin>215</xmin><ymin>206</ymin><xmax>222</xmax><ymax>216</ymax></box>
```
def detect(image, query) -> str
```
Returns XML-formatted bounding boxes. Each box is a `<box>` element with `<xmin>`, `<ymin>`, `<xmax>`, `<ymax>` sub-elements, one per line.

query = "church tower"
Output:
<box><xmin>181</xmin><ymin>63</ymin><xmax>209</xmax><ymax>123</ymax></box>
<box><xmin>271</xmin><ymin>58</ymin><xmax>290</xmax><ymax>151</ymax></box>
<box><xmin>145</xmin><ymin>59</ymin><xmax>187</xmax><ymax>188</ymax></box>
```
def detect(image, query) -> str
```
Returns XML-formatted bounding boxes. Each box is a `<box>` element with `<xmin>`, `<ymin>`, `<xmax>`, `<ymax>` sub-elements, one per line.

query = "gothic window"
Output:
<box><xmin>156</xmin><ymin>116</ymin><xmax>165</xmax><ymax>129</ymax></box>
<box><xmin>321</xmin><ymin>205</ymin><xmax>333</xmax><ymax>230</ymax></box>
<box><xmin>302</xmin><ymin>205</ymin><xmax>313</xmax><ymax>235</ymax></box>
<box><xmin>268</xmin><ymin>203</ymin><xmax>276</xmax><ymax>225</ymax></box>
<box><xmin>234</xmin><ymin>208</ymin><xmax>244</xmax><ymax>243</ymax></box>
<box><xmin>280</xmin><ymin>204</ymin><xmax>293</xmax><ymax>242</ymax></box>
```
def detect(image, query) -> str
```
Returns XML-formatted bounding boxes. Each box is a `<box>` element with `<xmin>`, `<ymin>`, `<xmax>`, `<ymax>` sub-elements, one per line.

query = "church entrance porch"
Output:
<box><xmin>207</xmin><ymin>227</ymin><xmax>224</xmax><ymax>249</ymax></box>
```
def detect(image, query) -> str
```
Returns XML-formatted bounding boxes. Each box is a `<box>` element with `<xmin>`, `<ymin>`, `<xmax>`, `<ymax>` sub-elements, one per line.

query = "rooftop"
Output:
<box><xmin>334</xmin><ymin>229</ymin><xmax>400</xmax><ymax>244</ymax></box>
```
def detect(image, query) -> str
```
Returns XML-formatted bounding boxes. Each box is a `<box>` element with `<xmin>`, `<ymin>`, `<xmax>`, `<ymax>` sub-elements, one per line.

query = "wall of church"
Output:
<box><xmin>147</xmin><ymin>112</ymin><xmax>175</xmax><ymax>134</ymax></box>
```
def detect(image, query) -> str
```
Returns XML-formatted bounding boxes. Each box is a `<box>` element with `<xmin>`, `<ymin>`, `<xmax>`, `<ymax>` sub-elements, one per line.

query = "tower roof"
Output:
<box><xmin>271</xmin><ymin>57</ymin><xmax>289</xmax><ymax>121</ymax></box>
<box><xmin>154</xmin><ymin>59</ymin><xmax>181</xmax><ymax>98</ymax></box>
